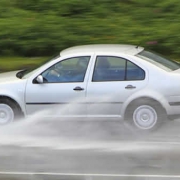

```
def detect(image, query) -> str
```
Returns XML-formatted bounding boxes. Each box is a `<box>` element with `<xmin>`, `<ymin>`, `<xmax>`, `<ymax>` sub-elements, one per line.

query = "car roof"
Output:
<box><xmin>60</xmin><ymin>44</ymin><xmax>144</xmax><ymax>56</ymax></box>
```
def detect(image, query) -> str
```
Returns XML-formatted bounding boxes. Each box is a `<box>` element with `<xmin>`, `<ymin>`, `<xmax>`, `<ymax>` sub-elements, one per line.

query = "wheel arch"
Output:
<box><xmin>0</xmin><ymin>95</ymin><xmax>24</xmax><ymax>117</ymax></box>
<box><xmin>123</xmin><ymin>96</ymin><xmax>167</xmax><ymax>120</ymax></box>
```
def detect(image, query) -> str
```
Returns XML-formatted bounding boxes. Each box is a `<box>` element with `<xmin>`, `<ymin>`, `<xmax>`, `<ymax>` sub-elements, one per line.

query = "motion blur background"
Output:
<box><xmin>0</xmin><ymin>0</ymin><xmax>180</xmax><ymax>71</ymax></box>
<box><xmin>0</xmin><ymin>1</ymin><xmax>180</xmax><ymax>179</ymax></box>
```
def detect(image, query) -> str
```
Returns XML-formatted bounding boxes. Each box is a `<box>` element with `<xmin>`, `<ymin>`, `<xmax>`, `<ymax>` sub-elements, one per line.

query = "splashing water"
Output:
<box><xmin>0</xmin><ymin>101</ymin><xmax>179</xmax><ymax>151</ymax></box>
<box><xmin>0</xmin><ymin>102</ymin><xmax>180</xmax><ymax>179</ymax></box>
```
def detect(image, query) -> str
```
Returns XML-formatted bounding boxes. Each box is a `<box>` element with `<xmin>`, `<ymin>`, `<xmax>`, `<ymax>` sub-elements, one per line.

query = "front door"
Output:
<box><xmin>86</xmin><ymin>55</ymin><xmax>148</xmax><ymax>118</ymax></box>
<box><xmin>25</xmin><ymin>56</ymin><xmax>90</xmax><ymax>117</ymax></box>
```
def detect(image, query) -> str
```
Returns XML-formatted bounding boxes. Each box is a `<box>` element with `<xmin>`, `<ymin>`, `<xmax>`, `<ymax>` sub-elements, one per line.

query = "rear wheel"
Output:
<box><xmin>125</xmin><ymin>99</ymin><xmax>167</xmax><ymax>130</ymax></box>
<box><xmin>0</xmin><ymin>99</ymin><xmax>22</xmax><ymax>125</ymax></box>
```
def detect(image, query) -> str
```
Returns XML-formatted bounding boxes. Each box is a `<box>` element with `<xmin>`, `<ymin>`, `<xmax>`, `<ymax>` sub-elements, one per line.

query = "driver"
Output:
<box><xmin>43</xmin><ymin>62</ymin><xmax>64</xmax><ymax>82</ymax></box>
<box><xmin>50</xmin><ymin>63</ymin><xmax>62</xmax><ymax>77</ymax></box>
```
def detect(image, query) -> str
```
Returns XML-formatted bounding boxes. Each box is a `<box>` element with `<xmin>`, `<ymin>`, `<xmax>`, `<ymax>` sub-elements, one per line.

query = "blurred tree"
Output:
<box><xmin>0</xmin><ymin>0</ymin><xmax>179</xmax><ymax>57</ymax></box>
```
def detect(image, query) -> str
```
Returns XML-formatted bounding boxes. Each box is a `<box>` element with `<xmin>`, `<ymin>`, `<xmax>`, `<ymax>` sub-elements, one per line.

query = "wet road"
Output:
<box><xmin>0</xmin><ymin>117</ymin><xmax>180</xmax><ymax>179</ymax></box>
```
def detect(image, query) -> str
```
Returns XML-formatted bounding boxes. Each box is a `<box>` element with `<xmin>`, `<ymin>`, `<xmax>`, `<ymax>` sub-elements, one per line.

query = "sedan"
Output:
<box><xmin>0</xmin><ymin>44</ymin><xmax>180</xmax><ymax>130</ymax></box>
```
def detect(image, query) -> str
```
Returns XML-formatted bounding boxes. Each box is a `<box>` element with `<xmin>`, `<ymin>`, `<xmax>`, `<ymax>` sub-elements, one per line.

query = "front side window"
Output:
<box><xmin>41</xmin><ymin>56</ymin><xmax>90</xmax><ymax>83</ymax></box>
<box><xmin>92</xmin><ymin>56</ymin><xmax>145</xmax><ymax>82</ymax></box>
<box><xmin>136</xmin><ymin>50</ymin><xmax>180</xmax><ymax>71</ymax></box>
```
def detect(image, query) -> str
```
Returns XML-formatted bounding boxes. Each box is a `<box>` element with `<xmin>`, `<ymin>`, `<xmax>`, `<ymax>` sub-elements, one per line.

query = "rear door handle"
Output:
<box><xmin>73</xmin><ymin>86</ymin><xmax>84</xmax><ymax>91</ymax></box>
<box><xmin>125</xmin><ymin>85</ymin><xmax>136</xmax><ymax>89</ymax></box>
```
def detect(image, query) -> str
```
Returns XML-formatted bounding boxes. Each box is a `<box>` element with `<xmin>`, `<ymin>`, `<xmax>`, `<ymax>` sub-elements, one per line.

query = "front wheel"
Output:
<box><xmin>0</xmin><ymin>104</ymin><xmax>14</xmax><ymax>125</ymax></box>
<box><xmin>0</xmin><ymin>99</ymin><xmax>22</xmax><ymax>125</ymax></box>
<box><xmin>125</xmin><ymin>100</ymin><xmax>167</xmax><ymax>130</ymax></box>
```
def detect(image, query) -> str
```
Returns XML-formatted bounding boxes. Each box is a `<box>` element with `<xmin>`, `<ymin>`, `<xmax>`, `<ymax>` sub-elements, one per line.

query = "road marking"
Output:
<box><xmin>1</xmin><ymin>140</ymin><xmax>180</xmax><ymax>151</ymax></box>
<box><xmin>0</xmin><ymin>172</ymin><xmax>180</xmax><ymax>178</ymax></box>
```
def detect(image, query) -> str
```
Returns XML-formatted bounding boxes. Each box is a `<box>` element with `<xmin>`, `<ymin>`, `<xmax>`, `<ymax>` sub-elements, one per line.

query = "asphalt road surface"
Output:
<box><xmin>0</xmin><ymin>116</ymin><xmax>180</xmax><ymax>180</ymax></box>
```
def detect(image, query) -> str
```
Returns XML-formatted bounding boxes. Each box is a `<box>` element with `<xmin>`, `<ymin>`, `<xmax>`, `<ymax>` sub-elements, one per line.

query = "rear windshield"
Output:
<box><xmin>136</xmin><ymin>50</ymin><xmax>180</xmax><ymax>71</ymax></box>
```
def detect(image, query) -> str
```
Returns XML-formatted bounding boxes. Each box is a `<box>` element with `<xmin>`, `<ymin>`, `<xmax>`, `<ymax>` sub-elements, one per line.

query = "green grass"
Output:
<box><xmin>0</xmin><ymin>56</ymin><xmax>48</xmax><ymax>72</ymax></box>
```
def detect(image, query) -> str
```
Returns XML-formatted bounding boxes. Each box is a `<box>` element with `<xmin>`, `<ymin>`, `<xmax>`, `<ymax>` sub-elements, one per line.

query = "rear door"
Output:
<box><xmin>86</xmin><ymin>55</ymin><xmax>148</xmax><ymax>118</ymax></box>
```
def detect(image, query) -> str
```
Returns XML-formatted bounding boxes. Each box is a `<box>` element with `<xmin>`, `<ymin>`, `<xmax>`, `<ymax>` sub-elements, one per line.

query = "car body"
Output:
<box><xmin>0</xmin><ymin>44</ymin><xmax>180</xmax><ymax>130</ymax></box>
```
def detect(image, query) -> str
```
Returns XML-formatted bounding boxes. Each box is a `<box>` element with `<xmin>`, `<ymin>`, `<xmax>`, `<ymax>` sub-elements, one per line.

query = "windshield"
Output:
<box><xmin>136</xmin><ymin>50</ymin><xmax>180</xmax><ymax>71</ymax></box>
<box><xmin>18</xmin><ymin>55</ymin><xmax>60</xmax><ymax>79</ymax></box>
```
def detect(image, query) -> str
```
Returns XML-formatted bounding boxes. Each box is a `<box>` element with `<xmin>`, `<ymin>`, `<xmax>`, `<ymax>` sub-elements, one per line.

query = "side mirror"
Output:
<box><xmin>36</xmin><ymin>75</ymin><xmax>44</xmax><ymax>84</ymax></box>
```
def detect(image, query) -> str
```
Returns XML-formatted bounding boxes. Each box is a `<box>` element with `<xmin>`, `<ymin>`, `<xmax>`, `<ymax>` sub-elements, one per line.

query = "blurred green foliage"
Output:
<box><xmin>0</xmin><ymin>0</ymin><xmax>180</xmax><ymax>57</ymax></box>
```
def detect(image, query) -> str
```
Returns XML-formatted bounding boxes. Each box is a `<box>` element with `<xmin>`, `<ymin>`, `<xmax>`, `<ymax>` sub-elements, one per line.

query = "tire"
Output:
<box><xmin>0</xmin><ymin>99</ymin><xmax>21</xmax><ymax>125</ymax></box>
<box><xmin>125</xmin><ymin>99</ymin><xmax>167</xmax><ymax>130</ymax></box>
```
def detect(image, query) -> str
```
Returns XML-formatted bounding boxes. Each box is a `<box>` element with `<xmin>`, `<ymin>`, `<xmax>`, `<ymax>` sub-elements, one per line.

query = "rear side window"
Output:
<box><xmin>92</xmin><ymin>56</ymin><xmax>145</xmax><ymax>82</ymax></box>
<box><xmin>126</xmin><ymin>61</ymin><xmax>145</xmax><ymax>80</ymax></box>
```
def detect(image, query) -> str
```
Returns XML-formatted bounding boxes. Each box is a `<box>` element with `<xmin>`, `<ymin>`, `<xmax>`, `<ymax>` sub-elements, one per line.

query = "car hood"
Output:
<box><xmin>0</xmin><ymin>70</ymin><xmax>21</xmax><ymax>82</ymax></box>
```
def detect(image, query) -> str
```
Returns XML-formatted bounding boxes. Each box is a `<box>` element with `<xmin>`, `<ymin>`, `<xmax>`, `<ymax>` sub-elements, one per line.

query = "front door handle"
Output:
<box><xmin>125</xmin><ymin>85</ymin><xmax>136</xmax><ymax>89</ymax></box>
<box><xmin>73</xmin><ymin>86</ymin><xmax>84</xmax><ymax>91</ymax></box>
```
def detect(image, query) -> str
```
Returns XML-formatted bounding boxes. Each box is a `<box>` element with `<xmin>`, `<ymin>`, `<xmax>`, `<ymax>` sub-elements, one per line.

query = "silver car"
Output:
<box><xmin>0</xmin><ymin>44</ymin><xmax>180</xmax><ymax>130</ymax></box>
